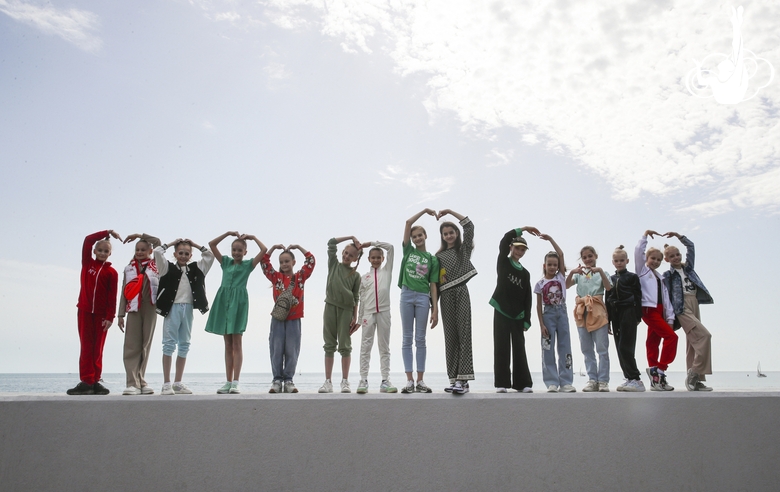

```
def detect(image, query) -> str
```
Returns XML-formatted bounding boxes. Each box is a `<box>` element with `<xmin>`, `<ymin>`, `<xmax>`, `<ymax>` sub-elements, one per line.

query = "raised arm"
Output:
<box><xmin>240</xmin><ymin>234</ymin><xmax>268</xmax><ymax>268</ymax></box>
<box><xmin>123</xmin><ymin>233</ymin><xmax>160</xmax><ymax>248</ymax></box>
<box><xmin>209</xmin><ymin>231</ymin><xmax>239</xmax><ymax>260</ymax></box>
<box><xmin>403</xmin><ymin>209</ymin><xmax>436</xmax><ymax>245</ymax></box>
<box><xmin>540</xmin><ymin>233</ymin><xmax>565</xmax><ymax>273</ymax></box>
<box><xmin>83</xmin><ymin>230</ymin><xmax>120</xmax><ymax>265</ymax></box>
<box><xmin>437</xmin><ymin>209</ymin><xmax>465</xmax><ymax>221</ymax></box>
<box><xmin>664</xmin><ymin>231</ymin><xmax>695</xmax><ymax>269</ymax></box>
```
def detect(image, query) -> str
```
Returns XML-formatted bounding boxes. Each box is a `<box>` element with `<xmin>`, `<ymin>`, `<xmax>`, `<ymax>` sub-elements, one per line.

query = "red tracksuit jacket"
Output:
<box><xmin>76</xmin><ymin>231</ymin><xmax>118</xmax><ymax>322</ymax></box>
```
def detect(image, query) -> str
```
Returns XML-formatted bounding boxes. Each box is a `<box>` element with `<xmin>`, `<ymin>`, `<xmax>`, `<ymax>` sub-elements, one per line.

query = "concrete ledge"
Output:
<box><xmin>2</xmin><ymin>393</ymin><xmax>779</xmax><ymax>491</ymax></box>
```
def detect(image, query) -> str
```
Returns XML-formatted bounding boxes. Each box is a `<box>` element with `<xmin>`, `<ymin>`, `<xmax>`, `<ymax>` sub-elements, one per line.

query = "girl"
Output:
<box><xmin>154</xmin><ymin>238</ymin><xmax>215</xmax><ymax>395</ymax></box>
<box><xmin>436</xmin><ymin>209</ymin><xmax>477</xmax><ymax>394</ymax></box>
<box><xmin>206</xmin><ymin>231</ymin><xmax>267</xmax><ymax>395</ymax></box>
<box><xmin>319</xmin><ymin>236</ymin><xmax>363</xmax><ymax>394</ymax></box>
<box><xmin>69</xmin><ymin>230</ymin><xmax>122</xmax><ymax>396</ymax></box>
<box><xmin>635</xmin><ymin>230</ymin><xmax>677</xmax><ymax>391</ymax></box>
<box><xmin>605</xmin><ymin>246</ymin><xmax>645</xmax><ymax>392</ymax></box>
<box><xmin>118</xmin><ymin>233</ymin><xmax>161</xmax><ymax>395</ymax></box>
<box><xmin>566</xmin><ymin>246</ymin><xmax>612</xmax><ymax>392</ymax></box>
<box><xmin>489</xmin><ymin>227</ymin><xmax>539</xmax><ymax>393</ymax></box>
<box><xmin>533</xmin><ymin>233</ymin><xmax>576</xmax><ymax>393</ymax></box>
<box><xmin>662</xmin><ymin>232</ymin><xmax>713</xmax><ymax>391</ymax></box>
<box><xmin>356</xmin><ymin>241</ymin><xmax>396</xmax><ymax>394</ymax></box>
<box><xmin>261</xmin><ymin>244</ymin><xmax>316</xmax><ymax>394</ymax></box>
<box><xmin>398</xmin><ymin>209</ymin><xmax>439</xmax><ymax>394</ymax></box>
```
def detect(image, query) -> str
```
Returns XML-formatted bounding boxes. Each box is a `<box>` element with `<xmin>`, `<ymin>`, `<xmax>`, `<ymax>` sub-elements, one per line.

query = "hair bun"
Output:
<box><xmin>618</xmin><ymin>245</ymin><xmax>624</xmax><ymax>249</ymax></box>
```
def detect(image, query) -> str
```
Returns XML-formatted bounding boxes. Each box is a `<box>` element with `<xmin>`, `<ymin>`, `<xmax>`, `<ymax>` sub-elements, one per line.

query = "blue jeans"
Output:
<box><xmin>162</xmin><ymin>303</ymin><xmax>193</xmax><ymax>358</ymax></box>
<box><xmin>541</xmin><ymin>304</ymin><xmax>573</xmax><ymax>387</ymax></box>
<box><xmin>269</xmin><ymin>317</ymin><xmax>302</xmax><ymax>381</ymax></box>
<box><xmin>400</xmin><ymin>286</ymin><xmax>430</xmax><ymax>373</ymax></box>
<box><xmin>577</xmin><ymin>324</ymin><xmax>610</xmax><ymax>382</ymax></box>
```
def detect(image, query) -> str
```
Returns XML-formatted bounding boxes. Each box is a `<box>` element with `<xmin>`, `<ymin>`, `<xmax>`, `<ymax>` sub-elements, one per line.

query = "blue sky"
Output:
<box><xmin>1</xmin><ymin>0</ymin><xmax>778</xmax><ymax>376</ymax></box>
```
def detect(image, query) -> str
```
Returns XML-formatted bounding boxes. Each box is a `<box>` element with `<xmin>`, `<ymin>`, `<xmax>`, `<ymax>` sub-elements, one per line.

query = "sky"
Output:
<box><xmin>1</xmin><ymin>0</ymin><xmax>778</xmax><ymax>377</ymax></box>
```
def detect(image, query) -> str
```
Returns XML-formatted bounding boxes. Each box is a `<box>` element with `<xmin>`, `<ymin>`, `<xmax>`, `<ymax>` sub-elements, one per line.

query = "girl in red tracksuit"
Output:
<box><xmin>69</xmin><ymin>230</ymin><xmax>122</xmax><ymax>396</ymax></box>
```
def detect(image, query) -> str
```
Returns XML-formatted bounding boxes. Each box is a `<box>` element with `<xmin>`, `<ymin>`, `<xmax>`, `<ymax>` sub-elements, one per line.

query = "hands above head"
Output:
<box><xmin>107</xmin><ymin>230</ymin><xmax>123</xmax><ymax>242</ymax></box>
<box><xmin>123</xmin><ymin>233</ymin><xmax>142</xmax><ymax>244</ymax></box>
<box><xmin>184</xmin><ymin>238</ymin><xmax>203</xmax><ymax>250</ymax></box>
<box><xmin>663</xmin><ymin>232</ymin><xmax>681</xmax><ymax>239</ymax></box>
<box><xmin>645</xmin><ymin>230</ymin><xmax>661</xmax><ymax>239</ymax></box>
<box><xmin>522</xmin><ymin>227</ymin><xmax>541</xmax><ymax>237</ymax></box>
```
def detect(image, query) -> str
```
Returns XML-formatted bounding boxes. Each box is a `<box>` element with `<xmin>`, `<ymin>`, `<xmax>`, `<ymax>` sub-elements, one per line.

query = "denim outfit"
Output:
<box><xmin>162</xmin><ymin>303</ymin><xmax>194</xmax><ymax>357</ymax></box>
<box><xmin>572</xmin><ymin>270</ymin><xmax>612</xmax><ymax>383</ymax></box>
<box><xmin>662</xmin><ymin>236</ymin><xmax>713</xmax><ymax>315</ymax></box>
<box><xmin>541</xmin><ymin>304</ymin><xmax>573</xmax><ymax>387</ymax></box>
<box><xmin>400</xmin><ymin>286</ymin><xmax>430</xmax><ymax>373</ymax></box>
<box><xmin>269</xmin><ymin>318</ymin><xmax>302</xmax><ymax>382</ymax></box>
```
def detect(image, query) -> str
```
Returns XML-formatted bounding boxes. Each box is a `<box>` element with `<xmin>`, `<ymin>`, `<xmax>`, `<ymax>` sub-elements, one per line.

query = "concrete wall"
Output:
<box><xmin>1</xmin><ymin>393</ymin><xmax>779</xmax><ymax>491</ymax></box>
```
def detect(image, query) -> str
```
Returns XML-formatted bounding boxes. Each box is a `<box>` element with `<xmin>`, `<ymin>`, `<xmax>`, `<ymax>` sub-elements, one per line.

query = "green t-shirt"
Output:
<box><xmin>398</xmin><ymin>242</ymin><xmax>440</xmax><ymax>293</ymax></box>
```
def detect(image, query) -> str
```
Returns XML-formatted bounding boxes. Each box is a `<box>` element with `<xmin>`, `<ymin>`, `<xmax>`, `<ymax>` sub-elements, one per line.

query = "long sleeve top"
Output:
<box><xmin>358</xmin><ymin>241</ymin><xmax>394</xmax><ymax>319</ymax></box>
<box><xmin>436</xmin><ymin>217</ymin><xmax>477</xmax><ymax>293</ymax></box>
<box><xmin>489</xmin><ymin>228</ymin><xmax>532</xmax><ymax>328</ymax></box>
<box><xmin>635</xmin><ymin>235</ymin><xmax>675</xmax><ymax>324</ymax></box>
<box><xmin>76</xmin><ymin>231</ymin><xmax>118</xmax><ymax>322</ymax></box>
<box><xmin>261</xmin><ymin>251</ymin><xmax>316</xmax><ymax>320</ymax></box>
<box><xmin>661</xmin><ymin>236</ymin><xmax>714</xmax><ymax>315</ymax></box>
<box><xmin>325</xmin><ymin>238</ymin><xmax>361</xmax><ymax>310</ymax></box>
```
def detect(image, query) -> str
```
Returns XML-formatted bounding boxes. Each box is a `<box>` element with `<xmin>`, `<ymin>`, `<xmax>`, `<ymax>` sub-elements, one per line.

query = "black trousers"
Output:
<box><xmin>613</xmin><ymin>307</ymin><xmax>641</xmax><ymax>380</ymax></box>
<box><xmin>493</xmin><ymin>311</ymin><xmax>532</xmax><ymax>390</ymax></box>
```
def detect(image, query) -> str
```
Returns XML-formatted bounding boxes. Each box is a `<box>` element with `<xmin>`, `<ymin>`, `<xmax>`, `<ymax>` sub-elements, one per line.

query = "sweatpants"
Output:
<box><xmin>323</xmin><ymin>303</ymin><xmax>353</xmax><ymax>357</ymax></box>
<box><xmin>77</xmin><ymin>311</ymin><xmax>110</xmax><ymax>385</ymax></box>
<box><xmin>359</xmin><ymin>310</ymin><xmax>391</xmax><ymax>381</ymax></box>
<box><xmin>493</xmin><ymin>310</ymin><xmax>532</xmax><ymax>390</ymax></box>
<box><xmin>643</xmin><ymin>304</ymin><xmax>678</xmax><ymax>371</ymax></box>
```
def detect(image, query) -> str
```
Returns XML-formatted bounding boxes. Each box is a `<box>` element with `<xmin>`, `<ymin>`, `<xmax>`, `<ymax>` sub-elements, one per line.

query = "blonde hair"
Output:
<box><xmin>646</xmin><ymin>246</ymin><xmax>663</xmax><ymax>259</ymax></box>
<box><xmin>612</xmin><ymin>245</ymin><xmax>628</xmax><ymax>259</ymax></box>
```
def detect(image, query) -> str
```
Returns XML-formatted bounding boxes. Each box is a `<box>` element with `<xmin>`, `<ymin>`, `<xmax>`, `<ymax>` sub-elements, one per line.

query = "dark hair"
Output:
<box><xmin>579</xmin><ymin>245</ymin><xmax>597</xmax><ymax>259</ymax></box>
<box><xmin>280</xmin><ymin>249</ymin><xmax>296</xmax><ymax>261</ymax></box>
<box><xmin>174</xmin><ymin>241</ymin><xmax>192</xmax><ymax>252</ymax></box>
<box><xmin>437</xmin><ymin>221</ymin><xmax>462</xmax><ymax>254</ymax></box>
<box><xmin>368</xmin><ymin>247</ymin><xmax>384</xmax><ymax>257</ymax></box>
<box><xmin>542</xmin><ymin>251</ymin><xmax>565</xmax><ymax>275</ymax></box>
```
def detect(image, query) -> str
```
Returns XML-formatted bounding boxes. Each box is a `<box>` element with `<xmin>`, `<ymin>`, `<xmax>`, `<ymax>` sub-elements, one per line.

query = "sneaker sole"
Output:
<box><xmin>357</xmin><ymin>389</ymin><xmax>368</xmax><ymax>394</ymax></box>
<box><xmin>379</xmin><ymin>388</ymin><xmax>397</xmax><ymax>393</ymax></box>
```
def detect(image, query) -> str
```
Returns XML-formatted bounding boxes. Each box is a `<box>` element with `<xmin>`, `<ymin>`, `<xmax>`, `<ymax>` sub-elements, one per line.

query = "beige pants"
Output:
<box><xmin>123</xmin><ymin>300</ymin><xmax>157</xmax><ymax>388</ymax></box>
<box><xmin>677</xmin><ymin>295</ymin><xmax>712</xmax><ymax>379</ymax></box>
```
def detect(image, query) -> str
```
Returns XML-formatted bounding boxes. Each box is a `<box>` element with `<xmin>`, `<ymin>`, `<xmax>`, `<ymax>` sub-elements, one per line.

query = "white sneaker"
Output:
<box><xmin>496</xmin><ymin>387</ymin><xmax>508</xmax><ymax>393</ymax></box>
<box><xmin>284</xmin><ymin>381</ymin><xmax>298</xmax><ymax>393</ymax></box>
<box><xmin>616</xmin><ymin>379</ymin><xmax>629</xmax><ymax>392</ymax></box>
<box><xmin>122</xmin><ymin>386</ymin><xmax>141</xmax><ymax>396</ymax></box>
<box><xmin>582</xmin><ymin>380</ymin><xmax>598</xmax><ymax>392</ymax></box>
<box><xmin>521</xmin><ymin>387</ymin><xmax>533</xmax><ymax>393</ymax></box>
<box><xmin>229</xmin><ymin>381</ymin><xmax>240</xmax><ymax>394</ymax></box>
<box><xmin>172</xmin><ymin>382</ymin><xmax>192</xmax><ymax>394</ymax></box>
<box><xmin>341</xmin><ymin>379</ymin><xmax>351</xmax><ymax>393</ymax></box>
<box><xmin>161</xmin><ymin>382</ymin><xmax>175</xmax><ymax>396</ymax></box>
<box><xmin>216</xmin><ymin>381</ymin><xmax>231</xmax><ymax>394</ymax></box>
<box><xmin>401</xmin><ymin>380</ymin><xmax>415</xmax><ymax>394</ymax></box>
<box><xmin>357</xmin><ymin>380</ymin><xmax>368</xmax><ymax>394</ymax></box>
<box><xmin>623</xmin><ymin>379</ymin><xmax>646</xmax><ymax>392</ymax></box>
<box><xmin>547</xmin><ymin>385</ymin><xmax>559</xmax><ymax>393</ymax></box>
<box><xmin>416</xmin><ymin>380</ymin><xmax>433</xmax><ymax>393</ymax></box>
<box><xmin>269</xmin><ymin>380</ymin><xmax>283</xmax><ymax>394</ymax></box>
<box><xmin>318</xmin><ymin>380</ymin><xmax>333</xmax><ymax>393</ymax></box>
<box><xmin>598</xmin><ymin>381</ymin><xmax>610</xmax><ymax>392</ymax></box>
<box><xmin>560</xmin><ymin>384</ymin><xmax>577</xmax><ymax>393</ymax></box>
<box><xmin>140</xmin><ymin>386</ymin><xmax>154</xmax><ymax>395</ymax></box>
<box><xmin>379</xmin><ymin>380</ymin><xmax>397</xmax><ymax>393</ymax></box>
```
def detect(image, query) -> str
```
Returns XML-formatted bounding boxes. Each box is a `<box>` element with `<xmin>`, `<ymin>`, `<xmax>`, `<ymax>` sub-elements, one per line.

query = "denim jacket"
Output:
<box><xmin>662</xmin><ymin>236</ymin><xmax>713</xmax><ymax>315</ymax></box>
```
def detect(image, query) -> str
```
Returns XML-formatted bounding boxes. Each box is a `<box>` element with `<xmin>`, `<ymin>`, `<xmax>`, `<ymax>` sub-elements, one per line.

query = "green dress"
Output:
<box><xmin>205</xmin><ymin>256</ymin><xmax>255</xmax><ymax>335</ymax></box>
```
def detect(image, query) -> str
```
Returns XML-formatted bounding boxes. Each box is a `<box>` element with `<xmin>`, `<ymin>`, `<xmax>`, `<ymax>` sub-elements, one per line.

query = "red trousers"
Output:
<box><xmin>77</xmin><ymin>311</ymin><xmax>110</xmax><ymax>385</ymax></box>
<box><xmin>643</xmin><ymin>304</ymin><xmax>678</xmax><ymax>371</ymax></box>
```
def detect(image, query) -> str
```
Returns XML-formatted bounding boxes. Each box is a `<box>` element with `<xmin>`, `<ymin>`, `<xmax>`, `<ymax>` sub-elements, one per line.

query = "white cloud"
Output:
<box><xmin>214</xmin><ymin>11</ymin><xmax>240</xmax><ymax>22</ymax></box>
<box><xmin>263</xmin><ymin>62</ymin><xmax>290</xmax><ymax>80</ymax></box>
<box><xmin>256</xmin><ymin>0</ymin><xmax>780</xmax><ymax>214</ymax></box>
<box><xmin>486</xmin><ymin>148</ymin><xmax>514</xmax><ymax>168</ymax></box>
<box><xmin>378</xmin><ymin>164</ymin><xmax>455</xmax><ymax>203</ymax></box>
<box><xmin>0</xmin><ymin>0</ymin><xmax>102</xmax><ymax>52</ymax></box>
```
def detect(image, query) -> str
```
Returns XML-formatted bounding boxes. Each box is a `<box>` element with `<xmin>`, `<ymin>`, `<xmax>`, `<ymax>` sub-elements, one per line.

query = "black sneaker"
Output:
<box><xmin>93</xmin><ymin>382</ymin><xmax>110</xmax><ymax>395</ymax></box>
<box><xmin>658</xmin><ymin>373</ymin><xmax>675</xmax><ymax>391</ymax></box>
<box><xmin>646</xmin><ymin>367</ymin><xmax>661</xmax><ymax>391</ymax></box>
<box><xmin>67</xmin><ymin>382</ymin><xmax>95</xmax><ymax>395</ymax></box>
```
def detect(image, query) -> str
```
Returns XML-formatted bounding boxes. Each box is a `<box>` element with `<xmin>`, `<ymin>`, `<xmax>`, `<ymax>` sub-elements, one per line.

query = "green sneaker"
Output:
<box><xmin>229</xmin><ymin>381</ymin><xmax>241</xmax><ymax>394</ymax></box>
<box><xmin>357</xmin><ymin>380</ymin><xmax>368</xmax><ymax>394</ymax></box>
<box><xmin>216</xmin><ymin>381</ymin><xmax>232</xmax><ymax>394</ymax></box>
<box><xmin>379</xmin><ymin>380</ymin><xmax>397</xmax><ymax>393</ymax></box>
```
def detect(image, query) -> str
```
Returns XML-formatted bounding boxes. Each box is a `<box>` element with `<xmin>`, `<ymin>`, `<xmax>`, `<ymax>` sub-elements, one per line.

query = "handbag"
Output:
<box><xmin>123</xmin><ymin>262</ymin><xmax>148</xmax><ymax>301</ymax></box>
<box><xmin>271</xmin><ymin>277</ymin><xmax>298</xmax><ymax>321</ymax></box>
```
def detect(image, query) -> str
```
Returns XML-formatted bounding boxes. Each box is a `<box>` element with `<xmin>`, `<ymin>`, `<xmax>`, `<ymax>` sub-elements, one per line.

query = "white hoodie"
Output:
<box><xmin>358</xmin><ymin>241</ymin><xmax>395</xmax><ymax>318</ymax></box>
<box><xmin>635</xmin><ymin>236</ymin><xmax>675</xmax><ymax>325</ymax></box>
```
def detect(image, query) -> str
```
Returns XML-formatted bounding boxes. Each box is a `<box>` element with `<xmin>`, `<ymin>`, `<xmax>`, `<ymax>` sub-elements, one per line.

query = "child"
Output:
<box><xmin>636</xmin><ymin>230</ymin><xmax>677</xmax><ymax>391</ymax></box>
<box><xmin>118</xmin><ymin>233</ymin><xmax>161</xmax><ymax>395</ymax></box>
<box><xmin>261</xmin><ymin>244</ymin><xmax>316</xmax><ymax>394</ymax></box>
<box><xmin>490</xmin><ymin>227</ymin><xmax>539</xmax><ymax>393</ymax></box>
<box><xmin>437</xmin><ymin>209</ymin><xmax>477</xmax><ymax>394</ymax></box>
<box><xmin>206</xmin><ymin>231</ymin><xmax>267</xmax><ymax>395</ymax></box>
<box><xmin>318</xmin><ymin>236</ymin><xmax>362</xmax><ymax>394</ymax></box>
<box><xmin>399</xmin><ymin>210</ymin><xmax>440</xmax><ymax>394</ymax></box>
<box><xmin>356</xmin><ymin>241</ymin><xmax>396</xmax><ymax>394</ymax></box>
<box><xmin>533</xmin><ymin>233</ymin><xmax>576</xmax><ymax>393</ymax></box>
<box><xmin>154</xmin><ymin>238</ymin><xmax>214</xmax><ymax>395</ymax></box>
<box><xmin>605</xmin><ymin>246</ymin><xmax>645</xmax><ymax>392</ymax></box>
<box><xmin>662</xmin><ymin>232</ymin><xmax>713</xmax><ymax>391</ymax></box>
<box><xmin>68</xmin><ymin>230</ymin><xmax>122</xmax><ymax>396</ymax></box>
<box><xmin>566</xmin><ymin>246</ymin><xmax>612</xmax><ymax>392</ymax></box>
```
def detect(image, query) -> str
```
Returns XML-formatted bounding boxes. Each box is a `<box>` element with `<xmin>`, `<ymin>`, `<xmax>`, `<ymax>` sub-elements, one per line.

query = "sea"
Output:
<box><xmin>1</xmin><ymin>371</ymin><xmax>778</xmax><ymax>395</ymax></box>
